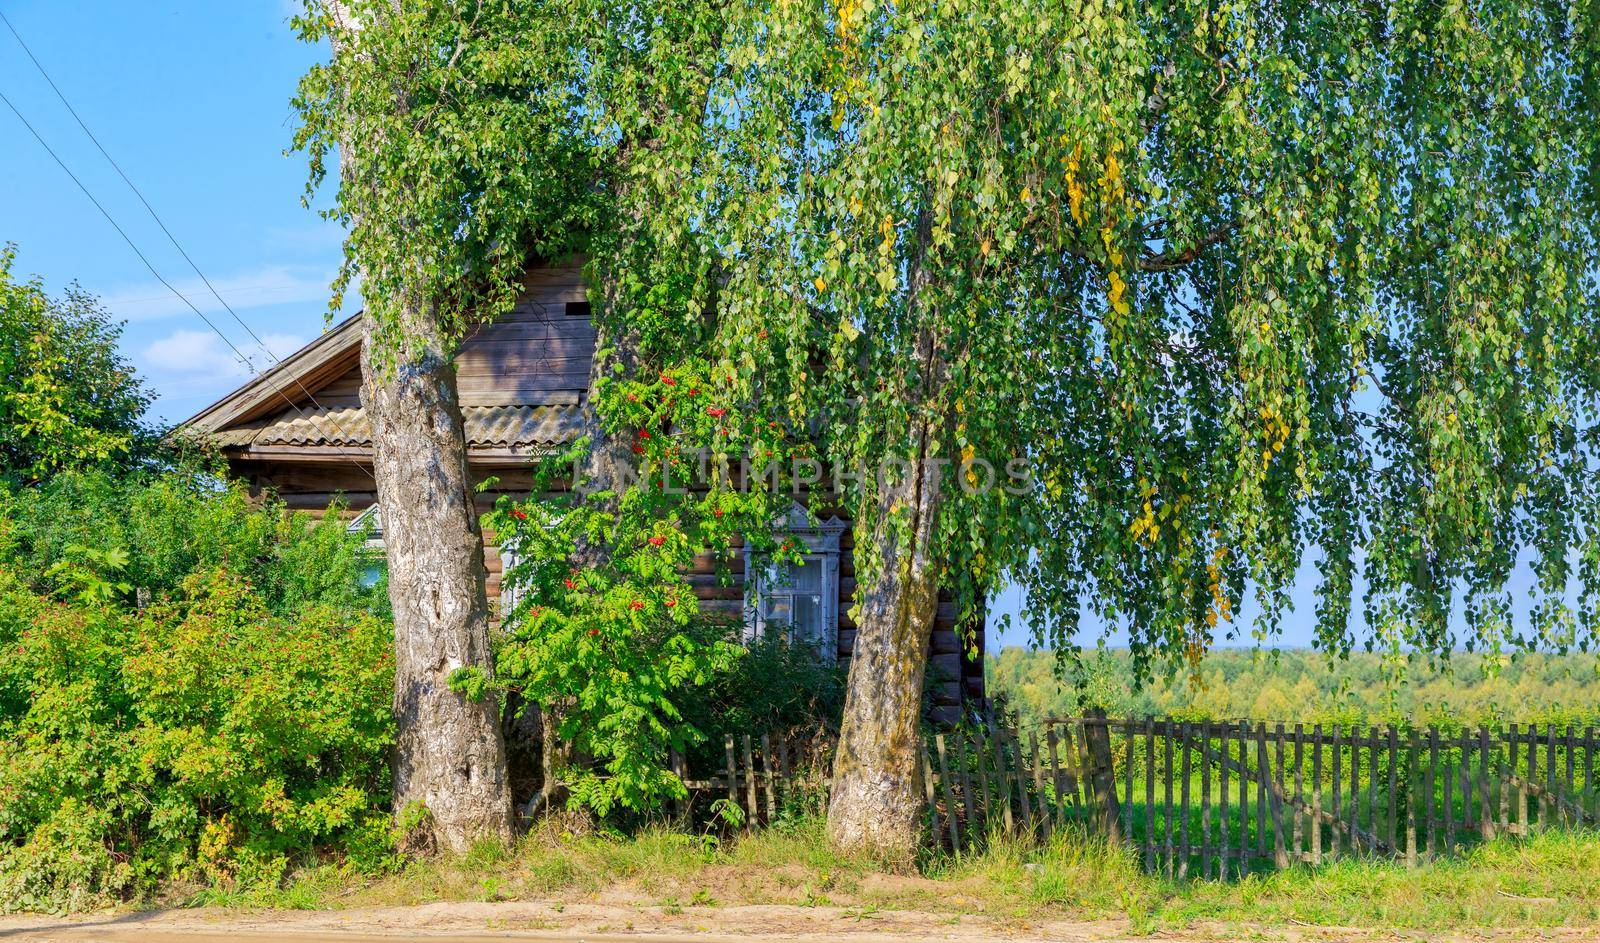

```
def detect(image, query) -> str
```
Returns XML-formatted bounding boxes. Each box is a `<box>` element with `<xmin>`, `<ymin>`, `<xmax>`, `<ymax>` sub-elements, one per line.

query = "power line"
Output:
<box><xmin>0</xmin><ymin>9</ymin><xmax>371</xmax><ymax>469</ymax></box>
<box><xmin>0</xmin><ymin>83</ymin><xmax>375</xmax><ymax>482</ymax></box>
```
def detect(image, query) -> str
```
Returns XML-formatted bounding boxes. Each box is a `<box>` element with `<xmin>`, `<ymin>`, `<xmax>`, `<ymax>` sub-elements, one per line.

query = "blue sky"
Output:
<box><xmin>1</xmin><ymin>3</ymin><xmax>1544</xmax><ymax>654</ymax></box>
<box><xmin>0</xmin><ymin>1</ymin><xmax>353</xmax><ymax>427</ymax></box>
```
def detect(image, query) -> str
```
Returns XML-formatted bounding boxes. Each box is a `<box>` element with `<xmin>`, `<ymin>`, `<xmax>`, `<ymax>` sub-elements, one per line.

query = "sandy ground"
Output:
<box><xmin>3</xmin><ymin>902</ymin><xmax>1599</xmax><ymax>943</ymax></box>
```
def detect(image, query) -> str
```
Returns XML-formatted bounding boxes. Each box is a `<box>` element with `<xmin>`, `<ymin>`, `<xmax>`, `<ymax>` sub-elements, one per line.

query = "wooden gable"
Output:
<box><xmin>184</xmin><ymin>260</ymin><xmax>592</xmax><ymax>465</ymax></box>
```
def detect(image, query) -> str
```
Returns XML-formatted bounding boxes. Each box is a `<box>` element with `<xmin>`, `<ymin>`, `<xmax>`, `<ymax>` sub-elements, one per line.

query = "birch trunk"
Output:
<box><xmin>322</xmin><ymin>1</ymin><xmax>513</xmax><ymax>852</ymax></box>
<box><xmin>827</xmin><ymin>211</ymin><xmax>947</xmax><ymax>857</ymax></box>
<box><xmin>826</xmin><ymin>424</ymin><xmax>946</xmax><ymax>859</ymax></box>
<box><xmin>361</xmin><ymin>307</ymin><xmax>515</xmax><ymax>852</ymax></box>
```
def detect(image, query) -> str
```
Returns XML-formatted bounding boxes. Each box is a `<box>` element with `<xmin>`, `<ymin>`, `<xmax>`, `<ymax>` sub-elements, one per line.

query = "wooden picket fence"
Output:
<box><xmin>924</xmin><ymin>715</ymin><xmax>1600</xmax><ymax>877</ymax></box>
<box><xmin>674</xmin><ymin>716</ymin><xmax>1600</xmax><ymax>878</ymax></box>
<box><xmin>669</xmin><ymin>732</ymin><xmax>832</xmax><ymax>829</ymax></box>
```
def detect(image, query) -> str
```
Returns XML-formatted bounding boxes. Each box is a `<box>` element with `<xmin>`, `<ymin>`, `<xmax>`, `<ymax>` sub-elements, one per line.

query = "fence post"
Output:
<box><xmin>724</xmin><ymin>735</ymin><xmax>740</xmax><ymax>824</ymax></box>
<box><xmin>936</xmin><ymin>734</ymin><xmax>962</xmax><ymax>852</ymax></box>
<box><xmin>1085</xmin><ymin>709</ymin><xmax>1121</xmax><ymax>842</ymax></box>
<box><xmin>671</xmin><ymin>748</ymin><xmax>687</xmax><ymax>822</ymax></box>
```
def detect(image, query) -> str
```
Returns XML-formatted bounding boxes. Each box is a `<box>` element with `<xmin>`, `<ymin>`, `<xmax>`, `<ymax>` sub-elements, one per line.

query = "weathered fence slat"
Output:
<box><xmin>1387</xmin><ymin>727</ymin><xmax>1399</xmax><ymax>853</ymax></box>
<box><xmin>1036</xmin><ymin>726</ymin><xmax>1049</xmax><ymax>838</ymax></box>
<box><xmin>1046</xmin><ymin>724</ymin><xmax>1065</xmax><ymax>829</ymax></box>
<box><xmin>1200</xmin><ymin>722</ymin><xmax>1214</xmax><ymax>878</ymax></box>
<box><xmin>1311</xmin><ymin>725</ymin><xmax>1323</xmax><ymax>866</ymax></box>
<box><xmin>1369</xmin><ymin>728</ymin><xmax>1382</xmax><ymax>846</ymax></box>
<box><xmin>1406</xmin><ymin>728</ymin><xmax>1419</xmax><ymax>868</ymax></box>
<box><xmin>974</xmin><ymin>725</ymin><xmax>993</xmax><ymax>831</ymax></box>
<box><xmin>1218</xmin><ymin>721</ymin><xmax>1231</xmax><ymax>878</ymax></box>
<box><xmin>1580</xmin><ymin>723</ymin><xmax>1593</xmax><ymax>819</ymax></box>
<box><xmin>1235</xmin><ymin>723</ymin><xmax>1247</xmax><ymax>872</ymax></box>
<box><xmin>1348</xmin><ymin>725</ymin><xmax>1361</xmax><ymax>853</ymax></box>
<box><xmin>1163</xmin><ymin>725</ymin><xmax>1175</xmax><ymax>875</ymax></box>
<box><xmin>935</xmin><ymin>734</ymin><xmax>961</xmax><ymax>852</ymax></box>
<box><xmin>724</xmin><ymin>735</ymin><xmax>739</xmax><ymax>819</ymax></box>
<box><xmin>954</xmin><ymin>729</ymin><xmax>974</xmax><ymax>837</ymax></box>
<box><xmin>991</xmin><ymin>718</ymin><xmax>1015</xmax><ymax>834</ymax></box>
<box><xmin>761</xmin><ymin>734</ymin><xmax>777</xmax><ymax>824</ymax></box>
<box><xmin>1178</xmin><ymin>721</ymin><xmax>1193</xmax><ymax>878</ymax></box>
<box><xmin>1144</xmin><ymin>719</ymin><xmax>1156</xmax><ymax>870</ymax></box>
<box><xmin>1016</xmin><ymin>729</ymin><xmax>1034</xmax><ymax>828</ymax></box>
<box><xmin>1330</xmin><ymin>725</ymin><xmax>1342</xmax><ymax>858</ymax></box>
<box><xmin>742</xmin><ymin>735</ymin><xmax>758</xmax><ymax>830</ymax></box>
<box><xmin>1478</xmin><ymin>727</ymin><xmax>1493</xmax><ymax>841</ymax></box>
<box><xmin>1442</xmin><ymin>727</ymin><xmax>1455</xmax><ymax>850</ymax></box>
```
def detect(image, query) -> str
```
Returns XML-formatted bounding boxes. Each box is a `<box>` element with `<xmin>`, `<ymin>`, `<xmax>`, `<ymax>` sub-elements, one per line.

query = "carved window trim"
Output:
<box><xmin>743</xmin><ymin>501</ymin><xmax>847</xmax><ymax>659</ymax></box>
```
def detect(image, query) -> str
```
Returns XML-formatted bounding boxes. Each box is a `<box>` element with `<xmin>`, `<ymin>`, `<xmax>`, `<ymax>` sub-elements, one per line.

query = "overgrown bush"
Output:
<box><xmin>0</xmin><ymin>469</ymin><xmax>395</xmax><ymax>911</ymax></box>
<box><xmin>1</xmin><ymin>467</ymin><xmax>384</xmax><ymax>618</ymax></box>
<box><xmin>483</xmin><ymin>354</ymin><xmax>814</xmax><ymax>818</ymax></box>
<box><xmin>677</xmin><ymin>631</ymin><xmax>845</xmax><ymax>767</ymax></box>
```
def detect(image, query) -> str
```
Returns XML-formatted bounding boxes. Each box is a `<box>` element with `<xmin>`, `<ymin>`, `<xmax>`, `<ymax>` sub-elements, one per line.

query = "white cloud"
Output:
<box><xmin>142</xmin><ymin>329</ymin><xmax>307</xmax><ymax>381</ymax></box>
<box><xmin>100</xmin><ymin>265</ymin><xmax>336</xmax><ymax>322</ymax></box>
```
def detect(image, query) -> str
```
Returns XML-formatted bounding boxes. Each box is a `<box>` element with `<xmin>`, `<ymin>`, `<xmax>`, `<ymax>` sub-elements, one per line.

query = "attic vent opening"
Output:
<box><xmin>564</xmin><ymin>301</ymin><xmax>591</xmax><ymax>318</ymax></box>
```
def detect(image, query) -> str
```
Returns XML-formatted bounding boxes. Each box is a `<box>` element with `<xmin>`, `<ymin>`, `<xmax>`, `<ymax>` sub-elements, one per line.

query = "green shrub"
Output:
<box><xmin>677</xmin><ymin>629</ymin><xmax>845</xmax><ymax>768</ymax></box>
<box><xmin>0</xmin><ymin>470</ymin><xmax>395</xmax><ymax>911</ymax></box>
<box><xmin>0</xmin><ymin>467</ymin><xmax>384</xmax><ymax>618</ymax></box>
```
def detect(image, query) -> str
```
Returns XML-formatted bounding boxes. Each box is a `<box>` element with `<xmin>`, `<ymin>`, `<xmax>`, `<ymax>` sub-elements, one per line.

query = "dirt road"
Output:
<box><xmin>4</xmin><ymin>902</ymin><xmax>1596</xmax><ymax>943</ymax></box>
<box><xmin>0</xmin><ymin>902</ymin><xmax>1145</xmax><ymax>943</ymax></box>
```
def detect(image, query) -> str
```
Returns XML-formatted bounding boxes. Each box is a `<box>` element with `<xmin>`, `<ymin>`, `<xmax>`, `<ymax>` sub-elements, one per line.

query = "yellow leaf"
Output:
<box><xmin>813</xmin><ymin>277</ymin><xmax>827</xmax><ymax>292</ymax></box>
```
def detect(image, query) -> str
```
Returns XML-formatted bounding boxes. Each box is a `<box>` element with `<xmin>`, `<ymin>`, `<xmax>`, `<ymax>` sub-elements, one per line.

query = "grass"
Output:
<box><xmin>181</xmin><ymin>817</ymin><xmax>1600</xmax><ymax>934</ymax></box>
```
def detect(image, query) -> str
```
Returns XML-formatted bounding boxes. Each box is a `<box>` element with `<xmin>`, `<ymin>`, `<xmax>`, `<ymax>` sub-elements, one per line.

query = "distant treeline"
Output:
<box><xmin>985</xmin><ymin>647</ymin><xmax>1600</xmax><ymax>728</ymax></box>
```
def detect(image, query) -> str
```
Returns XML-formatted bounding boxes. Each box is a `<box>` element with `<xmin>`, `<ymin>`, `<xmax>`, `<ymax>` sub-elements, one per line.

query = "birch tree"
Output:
<box><xmin>697</xmin><ymin>0</ymin><xmax>1600</xmax><ymax>856</ymax></box>
<box><xmin>293</xmin><ymin>0</ymin><xmax>594</xmax><ymax>851</ymax></box>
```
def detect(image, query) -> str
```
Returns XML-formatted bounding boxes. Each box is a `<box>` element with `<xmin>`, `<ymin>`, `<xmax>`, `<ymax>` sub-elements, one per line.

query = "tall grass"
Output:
<box><xmin>197</xmin><ymin>816</ymin><xmax>1600</xmax><ymax>933</ymax></box>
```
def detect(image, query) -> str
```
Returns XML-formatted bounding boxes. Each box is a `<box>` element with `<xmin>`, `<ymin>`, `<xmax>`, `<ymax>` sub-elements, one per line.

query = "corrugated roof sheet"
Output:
<box><xmin>217</xmin><ymin>404</ymin><xmax>583</xmax><ymax>450</ymax></box>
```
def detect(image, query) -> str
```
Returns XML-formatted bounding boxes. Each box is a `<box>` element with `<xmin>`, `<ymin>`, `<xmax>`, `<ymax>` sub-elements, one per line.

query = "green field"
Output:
<box><xmin>986</xmin><ymin>646</ymin><xmax>1600</xmax><ymax>727</ymax></box>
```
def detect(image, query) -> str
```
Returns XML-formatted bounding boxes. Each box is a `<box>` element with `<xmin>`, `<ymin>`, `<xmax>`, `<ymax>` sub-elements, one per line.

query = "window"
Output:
<box><xmin>745</xmin><ymin>503</ymin><xmax>847</xmax><ymax>658</ymax></box>
<box><xmin>498</xmin><ymin>539</ymin><xmax>524</xmax><ymax>616</ymax></box>
<box><xmin>757</xmin><ymin>555</ymin><xmax>827</xmax><ymax>644</ymax></box>
<box><xmin>346</xmin><ymin>505</ymin><xmax>386</xmax><ymax>589</ymax></box>
<box><xmin>564</xmin><ymin>300</ymin><xmax>591</xmax><ymax>318</ymax></box>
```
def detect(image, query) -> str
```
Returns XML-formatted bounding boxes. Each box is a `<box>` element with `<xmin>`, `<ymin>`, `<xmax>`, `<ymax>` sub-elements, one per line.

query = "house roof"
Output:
<box><xmin>208</xmin><ymin>403</ymin><xmax>583</xmax><ymax>451</ymax></box>
<box><xmin>178</xmin><ymin>281</ymin><xmax>594</xmax><ymax>463</ymax></box>
<box><xmin>181</xmin><ymin>314</ymin><xmax>366</xmax><ymax>437</ymax></box>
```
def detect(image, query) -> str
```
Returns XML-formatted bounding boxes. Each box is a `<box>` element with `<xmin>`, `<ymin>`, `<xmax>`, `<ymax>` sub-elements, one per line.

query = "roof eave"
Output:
<box><xmin>179</xmin><ymin>313</ymin><xmax>364</xmax><ymax>435</ymax></box>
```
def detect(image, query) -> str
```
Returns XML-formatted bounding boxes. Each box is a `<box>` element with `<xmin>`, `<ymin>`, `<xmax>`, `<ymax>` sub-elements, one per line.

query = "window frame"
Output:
<box><xmin>743</xmin><ymin>502</ymin><xmax>847</xmax><ymax>659</ymax></box>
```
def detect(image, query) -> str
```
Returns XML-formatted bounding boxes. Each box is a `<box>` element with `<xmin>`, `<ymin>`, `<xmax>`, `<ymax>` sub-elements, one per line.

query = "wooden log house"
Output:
<box><xmin>180</xmin><ymin>260</ymin><xmax>984</xmax><ymax>720</ymax></box>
